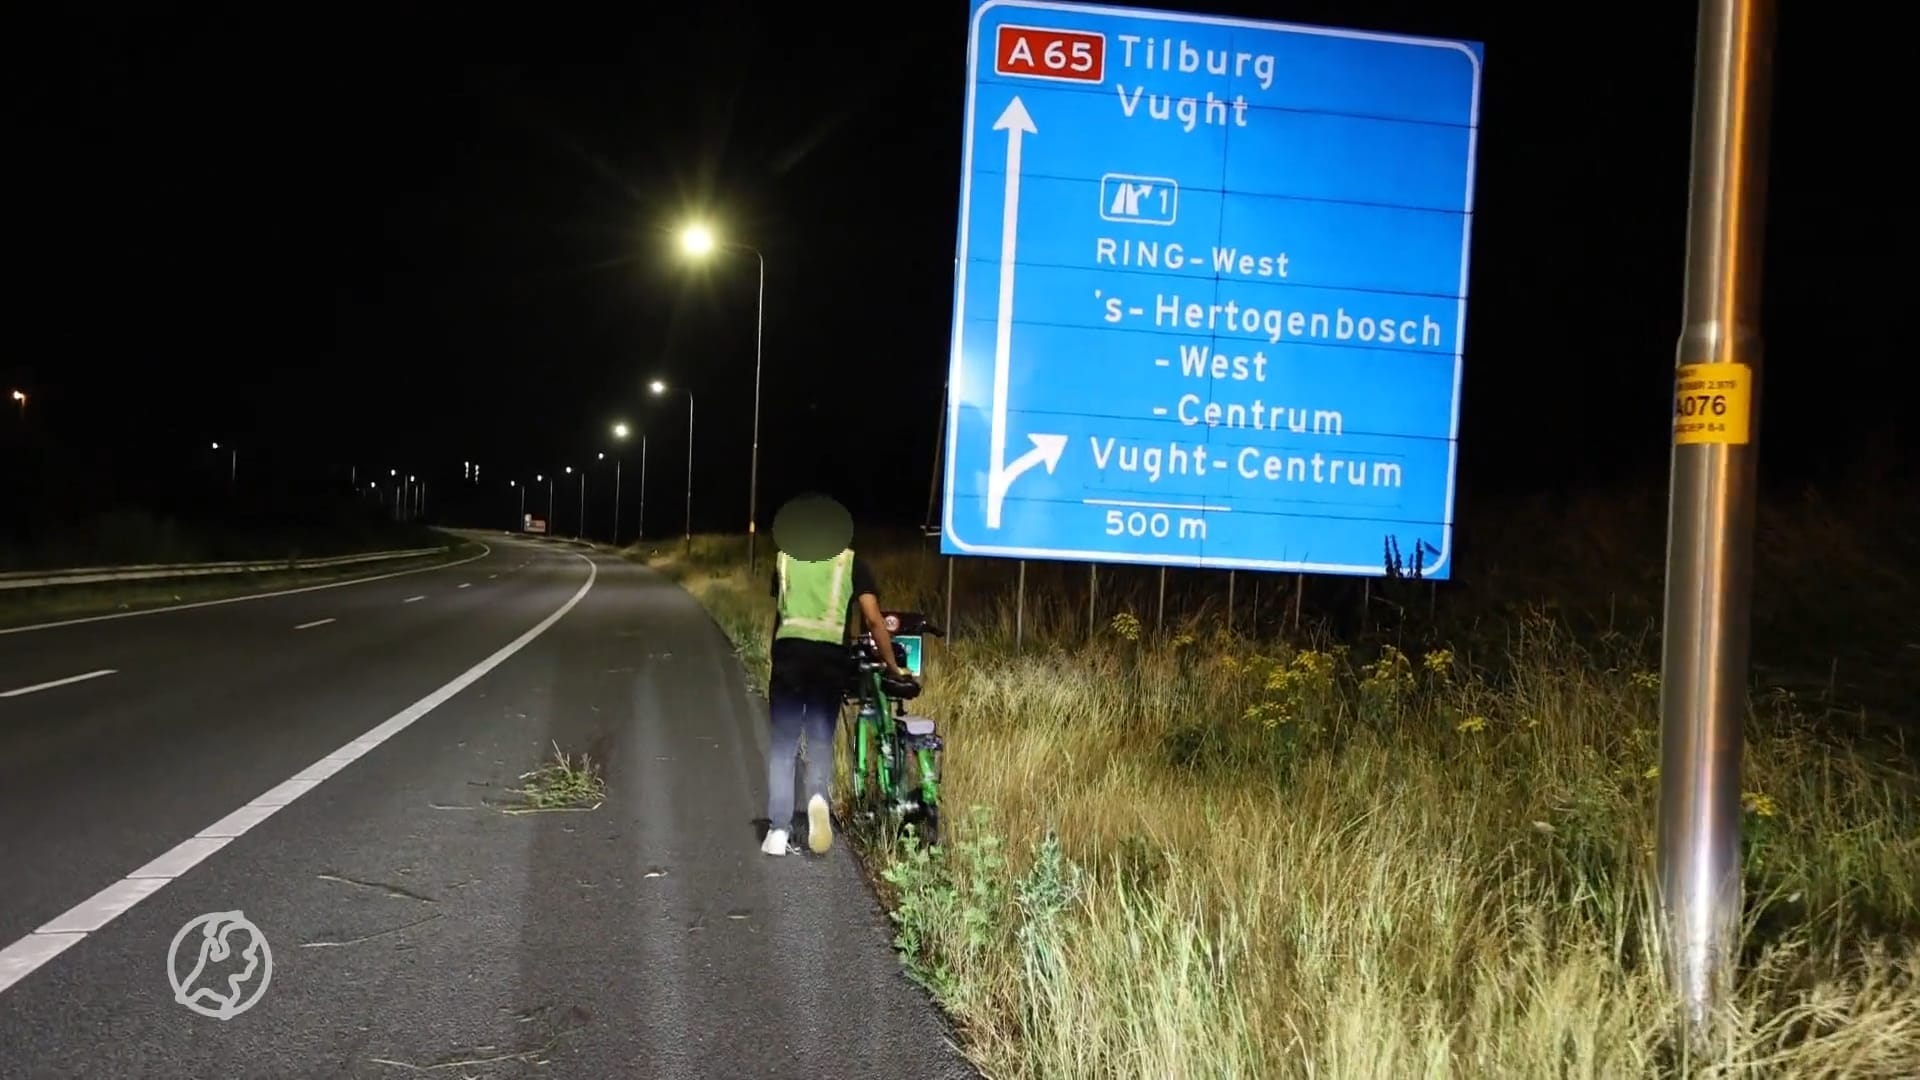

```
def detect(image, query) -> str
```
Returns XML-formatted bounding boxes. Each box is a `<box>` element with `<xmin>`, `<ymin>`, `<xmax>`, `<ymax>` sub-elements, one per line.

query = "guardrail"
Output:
<box><xmin>0</xmin><ymin>546</ymin><xmax>452</xmax><ymax>591</ymax></box>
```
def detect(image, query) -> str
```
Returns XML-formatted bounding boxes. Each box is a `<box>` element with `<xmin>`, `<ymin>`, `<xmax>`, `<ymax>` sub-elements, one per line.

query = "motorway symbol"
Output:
<box><xmin>942</xmin><ymin>0</ymin><xmax>1483</xmax><ymax>578</ymax></box>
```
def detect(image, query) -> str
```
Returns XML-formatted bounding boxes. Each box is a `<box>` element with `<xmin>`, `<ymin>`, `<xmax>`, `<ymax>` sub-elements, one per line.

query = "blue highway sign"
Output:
<box><xmin>941</xmin><ymin>0</ymin><xmax>1482</xmax><ymax>579</ymax></box>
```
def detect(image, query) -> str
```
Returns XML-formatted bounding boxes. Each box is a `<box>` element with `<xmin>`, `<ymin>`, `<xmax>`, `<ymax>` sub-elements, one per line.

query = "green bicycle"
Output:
<box><xmin>843</xmin><ymin>609</ymin><xmax>946</xmax><ymax>847</ymax></box>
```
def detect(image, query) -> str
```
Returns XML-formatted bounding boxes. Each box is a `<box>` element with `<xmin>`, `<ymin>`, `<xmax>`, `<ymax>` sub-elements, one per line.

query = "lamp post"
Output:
<box><xmin>680</xmin><ymin>223</ymin><xmax>767</xmax><ymax>573</ymax></box>
<box><xmin>650</xmin><ymin>379</ymin><xmax>693</xmax><ymax>552</ymax></box>
<box><xmin>611</xmin><ymin>423</ymin><xmax>631</xmax><ymax>545</ymax></box>
<box><xmin>570</xmin><ymin>466</ymin><xmax>586</xmax><ymax>541</ymax></box>
<box><xmin>512</xmin><ymin>480</ymin><xmax>525</xmax><ymax>530</ymax></box>
<box><xmin>10</xmin><ymin>389</ymin><xmax>25</xmax><ymax>421</ymax></box>
<box><xmin>212</xmin><ymin>441</ymin><xmax>236</xmax><ymax>492</ymax></box>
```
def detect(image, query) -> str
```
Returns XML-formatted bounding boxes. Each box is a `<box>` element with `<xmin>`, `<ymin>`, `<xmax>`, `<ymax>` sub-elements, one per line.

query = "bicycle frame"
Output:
<box><xmin>848</xmin><ymin>665</ymin><xmax>939</xmax><ymax>811</ymax></box>
<box><xmin>844</xmin><ymin>612</ymin><xmax>944</xmax><ymax>842</ymax></box>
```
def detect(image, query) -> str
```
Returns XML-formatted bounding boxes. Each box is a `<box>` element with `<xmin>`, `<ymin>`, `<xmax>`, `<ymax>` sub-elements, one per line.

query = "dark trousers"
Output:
<box><xmin>766</xmin><ymin>673</ymin><xmax>841</xmax><ymax>828</ymax></box>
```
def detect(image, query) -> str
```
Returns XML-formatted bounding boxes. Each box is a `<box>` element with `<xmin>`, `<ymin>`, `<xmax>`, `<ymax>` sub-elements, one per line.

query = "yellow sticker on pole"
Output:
<box><xmin>1673</xmin><ymin>362</ymin><xmax>1752</xmax><ymax>445</ymax></box>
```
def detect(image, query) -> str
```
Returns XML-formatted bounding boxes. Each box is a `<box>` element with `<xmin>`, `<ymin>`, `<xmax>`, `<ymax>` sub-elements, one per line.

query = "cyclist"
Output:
<box><xmin>763</xmin><ymin>494</ymin><xmax>912</xmax><ymax>856</ymax></box>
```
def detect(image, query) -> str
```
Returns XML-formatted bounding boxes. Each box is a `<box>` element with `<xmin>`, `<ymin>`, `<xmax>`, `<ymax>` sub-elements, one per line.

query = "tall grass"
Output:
<box><xmin>648</xmin><ymin>514</ymin><xmax>1920</xmax><ymax>1078</ymax></box>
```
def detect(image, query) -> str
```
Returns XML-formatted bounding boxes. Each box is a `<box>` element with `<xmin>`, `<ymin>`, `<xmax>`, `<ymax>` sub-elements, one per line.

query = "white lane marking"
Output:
<box><xmin>294</xmin><ymin>618</ymin><xmax>336</xmax><ymax>630</ymax></box>
<box><xmin>458</xmin><ymin>583</ymin><xmax>471</xmax><ymax>589</ymax></box>
<box><xmin>488</xmin><ymin>574</ymin><xmax>497</xmax><ymax>579</ymax></box>
<box><xmin>0</xmin><ymin>552</ymin><xmax>598</xmax><ymax>996</ymax></box>
<box><xmin>403</xmin><ymin>595</ymin><xmax>425</xmax><ymax>604</ymax></box>
<box><xmin>0</xmin><ymin>669</ymin><xmax>118</xmax><ymax>698</ymax></box>
<box><xmin>0</xmin><ymin>544</ymin><xmax>494</xmax><ymax>637</ymax></box>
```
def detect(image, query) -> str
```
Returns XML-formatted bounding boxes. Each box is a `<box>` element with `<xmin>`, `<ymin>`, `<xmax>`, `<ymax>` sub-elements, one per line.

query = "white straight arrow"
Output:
<box><xmin>985</xmin><ymin>95</ymin><xmax>1066</xmax><ymax>529</ymax></box>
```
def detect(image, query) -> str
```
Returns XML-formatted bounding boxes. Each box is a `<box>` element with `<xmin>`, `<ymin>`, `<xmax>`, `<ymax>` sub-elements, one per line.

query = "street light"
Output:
<box><xmin>651</xmin><ymin>378</ymin><xmax>694</xmax><ymax>551</ymax></box>
<box><xmin>212</xmin><ymin>441</ymin><xmax>236</xmax><ymax>489</ymax></box>
<box><xmin>678</xmin><ymin>221</ymin><xmax>767</xmax><ymax>573</ymax></box>
<box><xmin>9</xmin><ymin>389</ymin><xmax>24</xmax><ymax>420</ymax></box>
<box><xmin>609</xmin><ymin>424</ymin><xmax>631</xmax><ymax>546</ymax></box>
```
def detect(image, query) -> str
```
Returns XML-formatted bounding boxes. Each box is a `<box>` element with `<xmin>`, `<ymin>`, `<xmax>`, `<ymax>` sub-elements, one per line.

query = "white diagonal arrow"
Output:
<box><xmin>984</xmin><ymin>95</ymin><xmax>1066</xmax><ymax>530</ymax></box>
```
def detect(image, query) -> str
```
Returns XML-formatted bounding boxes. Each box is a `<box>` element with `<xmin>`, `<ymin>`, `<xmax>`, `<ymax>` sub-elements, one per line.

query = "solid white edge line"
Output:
<box><xmin>293</xmin><ymin>618</ymin><xmax>336</xmax><ymax>630</ymax></box>
<box><xmin>0</xmin><ymin>669</ymin><xmax>119</xmax><ymax>698</ymax></box>
<box><xmin>0</xmin><ymin>551</ymin><xmax>599</xmax><ymax>996</ymax></box>
<box><xmin>0</xmin><ymin>543</ymin><xmax>495</xmax><ymax>637</ymax></box>
<box><xmin>403</xmin><ymin>596</ymin><xmax>425</xmax><ymax>604</ymax></box>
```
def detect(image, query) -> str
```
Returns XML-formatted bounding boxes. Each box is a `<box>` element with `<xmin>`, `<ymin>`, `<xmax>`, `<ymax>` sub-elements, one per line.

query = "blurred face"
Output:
<box><xmin>772</xmin><ymin>494</ymin><xmax>852</xmax><ymax>561</ymax></box>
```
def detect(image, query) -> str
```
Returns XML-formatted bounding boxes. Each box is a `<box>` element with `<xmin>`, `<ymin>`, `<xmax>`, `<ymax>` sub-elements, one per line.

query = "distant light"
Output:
<box><xmin>9</xmin><ymin>390</ymin><xmax>24</xmax><ymax>403</ymax></box>
<box><xmin>510</xmin><ymin>480</ymin><xmax>517</xmax><ymax>486</ymax></box>
<box><xmin>391</xmin><ymin>469</ymin><xmax>397</xmax><ymax>476</ymax></box>
<box><xmin>613</xmin><ymin>422</ymin><xmax>630</xmax><ymax>439</ymax></box>
<box><xmin>536</xmin><ymin>474</ymin><xmax>543</xmax><ymax>482</ymax></box>
<box><xmin>597</xmin><ymin>452</ymin><xmax>605</xmax><ymax>461</ymax></box>
<box><xmin>565</xmin><ymin>466</ymin><xmax>572</xmax><ymax>474</ymax></box>
<box><xmin>681</xmin><ymin>224</ymin><xmax>715</xmax><ymax>256</ymax></box>
<box><xmin>649</xmin><ymin>380</ymin><xmax>667</xmax><ymax>394</ymax></box>
<box><xmin>211</xmin><ymin>441</ymin><xmax>220</xmax><ymax>450</ymax></box>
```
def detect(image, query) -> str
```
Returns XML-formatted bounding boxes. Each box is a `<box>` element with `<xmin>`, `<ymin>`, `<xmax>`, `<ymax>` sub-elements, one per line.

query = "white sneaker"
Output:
<box><xmin>807</xmin><ymin>794</ymin><xmax>833</xmax><ymax>854</ymax></box>
<box><xmin>761</xmin><ymin>828</ymin><xmax>790</xmax><ymax>856</ymax></box>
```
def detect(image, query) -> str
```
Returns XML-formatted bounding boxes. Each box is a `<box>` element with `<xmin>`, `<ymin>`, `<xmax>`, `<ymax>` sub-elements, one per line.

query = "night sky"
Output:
<box><xmin>8</xmin><ymin>2</ymin><xmax>1906</xmax><ymax>533</ymax></box>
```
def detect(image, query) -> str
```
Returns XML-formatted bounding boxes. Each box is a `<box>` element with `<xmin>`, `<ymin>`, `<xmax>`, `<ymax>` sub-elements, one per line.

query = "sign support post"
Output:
<box><xmin>1657</xmin><ymin>0</ymin><xmax>1774</xmax><ymax>1039</ymax></box>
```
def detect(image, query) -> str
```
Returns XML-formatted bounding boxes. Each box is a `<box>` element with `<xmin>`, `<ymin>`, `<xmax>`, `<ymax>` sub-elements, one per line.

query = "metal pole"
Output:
<box><xmin>1658</xmin><ymin>0</ymin><xmax>1774</xmax><ymax>1036</ymax></box>
<box><xmin>613</xmin><ymin>459</ymin><xmax>622</xmax><ymax>546</ymax></box>
<box><xmin>639</xmin><ymin>436</ymin><xmax>648</xmax><ymax>541</ymax></box>
<box><xmin>1292</xmin><ymin>573</ymin><xmax>1304</xmax><ymax>633</ymax></box>
<box><xmin>547</xmin><ymin>478</ymin><xmax>554</xmax><ymax>530</ymax></box>
<box><xmin>1088</xmin><ymin>564</ymin><xmax>1097</xmax><ymax>640</ymax></box>
<box><xmin>944</xmin><ymin>557</ymin><xmax>955</xmax><ymax>647</ymax></box>
<box><xmin>684</xmin><ymin>391</ymin><xmax>694</xmax><ymax>552</ymax></box>
<box><xmin>518</xmin><ymin>484</ymin><xmax>525</xmax><ymax>528</ymax></box>
<box><xmin>579</xmin><ymin>473</ymin><xmax>587</xmax><ymax>541</ymax></box>
<box><xmin>1226</xmin><ymin>570</ymin><xmax>1235</xmax><ymax>633</ymax></box>
<box><xmin>746</xmin><ymin>249</ymin><xmax>766</xmax><ymax>576</ymax></box>
<box><xmin>1156</xmin><ymin>567</ymin><xmax>1166</xmax><ymax>634</ymax></box>
<box><xmin>1015</xmin><ymin>560</ymin><xmax>1026</xmax><ymax>650</ymax></box>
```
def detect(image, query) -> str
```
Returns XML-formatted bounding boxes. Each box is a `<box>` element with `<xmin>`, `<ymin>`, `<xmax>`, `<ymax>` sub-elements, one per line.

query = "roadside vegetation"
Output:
<box><xmin>507</xmin><ymin>742</ymin><xmax>607</xmax><ymax>814</ymax></box>
<box><xmin>648</xmin><ymin>486</ymin><xmax>1920</xmax><ymax>1078</ymax></box>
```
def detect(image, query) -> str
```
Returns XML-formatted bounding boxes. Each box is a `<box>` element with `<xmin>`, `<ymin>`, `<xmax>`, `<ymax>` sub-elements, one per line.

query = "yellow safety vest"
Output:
<box><xmin>775</xmin><ymin>548</ymin><xmax>854</xmax><ymax>644</ymax></box>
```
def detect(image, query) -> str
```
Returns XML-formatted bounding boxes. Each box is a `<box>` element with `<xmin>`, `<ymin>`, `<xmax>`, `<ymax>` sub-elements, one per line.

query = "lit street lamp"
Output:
<box><xmin>9</xmin><ymin>389</ymin><xmax>25</xmax><ymax>420</ymax></box>
<box><xmin>212</xmin><ymin>441</ymin><xmax>236</xmax><ymax>490</ymax></box>
<box><xmin>650</xmin><ymin>378</ymin><xmax>694</xmax><ymax>551</ymax></box>
<box><xmin>610</xmin><ymin>423</ymin><xmax>630</xmax><ymax>545</ymax></box>
<box><xmin>679</xmin><ymin>221</ymin><xmax>767</xmax><ymax>573</ymax></box>
<box><xmin>565</xmin><ymin>465</ymin><xmax>583</xmax><ymax>540</ymax></box>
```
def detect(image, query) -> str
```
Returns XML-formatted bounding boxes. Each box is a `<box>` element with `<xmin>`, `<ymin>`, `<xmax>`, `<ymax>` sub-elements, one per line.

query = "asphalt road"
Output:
<box><xmin>0</xmin><ymin>535</ymin><xmax>974</xmax><ymax>1079</ymax></box>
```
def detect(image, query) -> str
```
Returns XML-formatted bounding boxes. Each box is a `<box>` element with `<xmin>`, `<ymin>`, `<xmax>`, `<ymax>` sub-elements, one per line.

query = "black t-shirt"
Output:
<box><xmin>768</xmin><ymin>554</ymin><xmax>877</xmax><ymax>692</ymax></box>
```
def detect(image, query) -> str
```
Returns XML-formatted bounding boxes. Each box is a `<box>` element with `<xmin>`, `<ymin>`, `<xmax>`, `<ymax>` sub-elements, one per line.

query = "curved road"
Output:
<box><xmin>0</xmin><ymin>535</ymin><xmax>973</xmax><ymax>1078</ymax></box>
